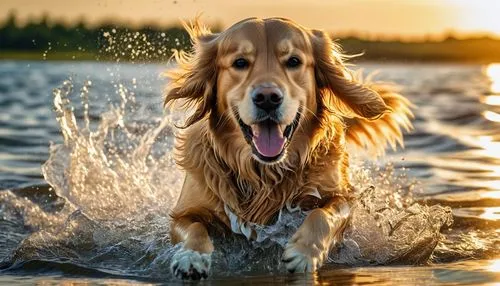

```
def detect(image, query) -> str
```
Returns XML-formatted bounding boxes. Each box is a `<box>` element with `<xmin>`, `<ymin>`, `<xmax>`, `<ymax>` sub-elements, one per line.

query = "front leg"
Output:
<box><xmin>283</xmin><ymin>196</ymin><xmax>350</xmax><ymax>273</ymax></box>
<box><xmin>170</xmin><ymin>216</ymin><xmax>214</xmax><ymax>280</ymax></box>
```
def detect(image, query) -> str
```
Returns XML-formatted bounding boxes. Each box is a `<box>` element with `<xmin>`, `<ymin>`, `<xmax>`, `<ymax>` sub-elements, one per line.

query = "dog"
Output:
<box><xmin>164</xmin><ymin>17</ymin><xmax>413</xmax><ymax>280</ymax></box>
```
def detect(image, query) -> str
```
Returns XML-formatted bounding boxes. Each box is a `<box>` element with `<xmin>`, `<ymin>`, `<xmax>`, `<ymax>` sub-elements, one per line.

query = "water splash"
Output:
<box><xmin>47</xmin><ymin>79</ymin><xmax>180</xmax><ymax>220</ymax></box>
<box><xmin>0</xmin><ymin>73</ymin><xmax>479</xmax><ymax>280</ymax></box>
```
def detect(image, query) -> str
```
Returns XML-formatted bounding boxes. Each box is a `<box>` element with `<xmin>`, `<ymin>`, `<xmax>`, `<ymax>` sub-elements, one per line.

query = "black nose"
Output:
<box><xmin>251</xmin><ymin>85</ymin><xmax>284</xmax><ymax>112</ymax></box>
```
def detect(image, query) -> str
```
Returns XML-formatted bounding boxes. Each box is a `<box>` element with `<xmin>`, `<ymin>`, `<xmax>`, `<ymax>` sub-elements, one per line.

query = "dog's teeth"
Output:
<box><xmin>250</xmin><ymin>124</ymin><xmax>259</xmax><ymax>137</ymax></box>
<box><xmin>278</xmin><ymin>124</ymin><xmax>285</xmax><ymax>134</ymax></box>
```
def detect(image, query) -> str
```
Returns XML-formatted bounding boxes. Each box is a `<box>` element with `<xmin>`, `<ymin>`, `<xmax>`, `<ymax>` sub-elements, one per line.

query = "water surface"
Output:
<box><xmin>0</xmin><ymin>61</ymin><xmax>499</xmax><ymax>285</ymax></box>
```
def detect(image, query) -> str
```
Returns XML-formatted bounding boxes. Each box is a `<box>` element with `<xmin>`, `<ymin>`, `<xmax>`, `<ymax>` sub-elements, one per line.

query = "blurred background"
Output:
<box><xmin>1</xmin><ymin>0</ymin><xmax>500</xmax><ymax>62</ymax></box>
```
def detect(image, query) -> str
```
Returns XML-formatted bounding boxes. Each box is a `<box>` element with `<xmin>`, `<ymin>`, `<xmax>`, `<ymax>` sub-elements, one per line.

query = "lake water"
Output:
<box><xmin>0</xmin><ymin>60</ymin><xmax>499</xmax><ymax>285</ymax></box>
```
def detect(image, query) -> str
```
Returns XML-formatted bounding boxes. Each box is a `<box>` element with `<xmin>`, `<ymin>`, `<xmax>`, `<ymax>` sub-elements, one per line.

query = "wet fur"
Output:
<box><xmin>164</xmin><ymin>17</ymin><xmax>413</xmax><ymax>278</ymax></box>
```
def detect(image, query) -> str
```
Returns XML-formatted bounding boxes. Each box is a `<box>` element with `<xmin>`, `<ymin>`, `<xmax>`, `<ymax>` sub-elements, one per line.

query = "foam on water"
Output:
<box><xmin>0</xmin><ymin>73</ymin><xmax>467</xmax><ymax>279</ymax></box>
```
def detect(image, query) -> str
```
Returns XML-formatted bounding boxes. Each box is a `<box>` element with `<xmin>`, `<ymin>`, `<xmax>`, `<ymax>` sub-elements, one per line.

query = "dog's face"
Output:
<box><xmin>165</xmin><ymin>18</ymin><xmax>391</xmax><ymax>165</ymax></box>
<box><xmin>216</xmin><ymin>19</ymin><xmax>315</xmax><ymax>163</ymax></box>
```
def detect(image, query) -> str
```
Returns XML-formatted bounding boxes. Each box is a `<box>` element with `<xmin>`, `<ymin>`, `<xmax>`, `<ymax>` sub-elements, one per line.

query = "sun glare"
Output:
<box><xmin>481</xmin><ymin>96</ymin><xmax>500</xmax><ymax>106</ymax></box>
<box><xmin>482</xmin><ymin>64</ymin><xmax>500</xmax><ymax>123</ymax></box>
<box><xmin>488</xmin><ymin>259</ymin><xmax>500</xmax><ymax>272</ymax></box>
<box><xmin>486</xmin><ymin>63</ymin><xmax>500</xmax><ymax>93</ymax></box>
<box><xmin>483</xmin><ymin>111</ymin><xmax>500</xmax><ymax>123</ymax></box>
<box><xmin>452</xmin><ymin>0</ymin><xmax>500</xmax><ymax>36</ymax></box>
<box><xmin>477</xmin><ymin>136</ymin><xmax>500</xmax><ymax>159</ymax></box>
<box><xmin>480</xmin><ymin>207</ymin><xmax>500</xmax><ymax>221</ymax></box>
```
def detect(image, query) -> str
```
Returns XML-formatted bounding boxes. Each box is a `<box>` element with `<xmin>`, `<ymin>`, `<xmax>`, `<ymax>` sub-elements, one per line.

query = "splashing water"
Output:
<box><xmin>2</xmin><ymin>67</ymin><xmax>494</xmax><ymax>280</ymax></box>
<box><xmin>47</xmin><ymin>79</ymin><xmax>180</xmax><ymax>220</ymax></box>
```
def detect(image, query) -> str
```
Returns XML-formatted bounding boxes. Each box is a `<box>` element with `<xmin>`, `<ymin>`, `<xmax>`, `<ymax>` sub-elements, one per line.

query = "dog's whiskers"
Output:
<box><xmin>214</xmin><ymin>108</ymin><xmax>233</xmax><ymax>128</ymax></box>
<box><xmin>302</xmin><ymin>105</ymin><xmax>321</xmax><ymax>122</ymax></box>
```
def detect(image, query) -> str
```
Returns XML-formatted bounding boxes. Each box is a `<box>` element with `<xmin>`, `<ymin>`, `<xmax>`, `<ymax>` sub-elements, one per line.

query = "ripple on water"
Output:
<box><xmin>0</xmin><ymin>62</ymin><xmax>499</xmax><ymax>283</ymax></box>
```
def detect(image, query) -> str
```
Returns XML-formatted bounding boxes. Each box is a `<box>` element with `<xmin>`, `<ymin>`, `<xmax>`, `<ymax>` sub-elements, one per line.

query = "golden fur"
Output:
<box><xmin>164</xmin><ymin>17</ymin><xmax>413</xmax><ymax>279</ymax></box>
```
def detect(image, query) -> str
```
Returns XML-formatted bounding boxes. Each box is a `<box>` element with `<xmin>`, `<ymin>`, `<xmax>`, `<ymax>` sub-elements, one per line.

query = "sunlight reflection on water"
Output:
<box><xmin>489</xmin><ymin>259</ymin><xmax>500</xmax><ymax>272</ymax></box>
<box><xmin>479</xmin><ymin>207</ymin><xmax>500</xmax><ymax>221</ymax></box>
<box><xmin>486</xmin><ymin>63</ymin><xmax>500</xmax><ymax>93</ymax></box>
<box><xmin>481</xmin><ymin>95</ymin><xmax>500</xmax><ymax>105</ymax></box>
<box><xmin>483</xmin><ymin>111</ymin><xmax>500</xmax><ymax>122</ymax></box>
<box><xmin>477</xmin><ymin>136</ymin><xmax>500</xmax><ymax>159</ymax></box>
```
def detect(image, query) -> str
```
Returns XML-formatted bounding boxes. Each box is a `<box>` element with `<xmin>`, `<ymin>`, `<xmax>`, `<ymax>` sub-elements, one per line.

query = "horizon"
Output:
<box><xmin>1</xmin><ymin>0</ymin><xmax>500</xmax><ymax>40</ymax></box>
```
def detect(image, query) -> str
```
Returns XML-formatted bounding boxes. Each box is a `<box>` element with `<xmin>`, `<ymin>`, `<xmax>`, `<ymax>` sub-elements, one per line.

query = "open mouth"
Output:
<box><xmin>236</xmin><ymin>108</ymin><xmax>301</xmax><ymax>163</ymax></box>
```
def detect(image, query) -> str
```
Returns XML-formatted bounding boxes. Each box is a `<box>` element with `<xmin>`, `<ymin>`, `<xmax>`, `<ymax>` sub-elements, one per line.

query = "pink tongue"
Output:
<box><xmin>252</xmin><ymin>122</ymin><xmax>286</xmax><ymax>158</ymax></box>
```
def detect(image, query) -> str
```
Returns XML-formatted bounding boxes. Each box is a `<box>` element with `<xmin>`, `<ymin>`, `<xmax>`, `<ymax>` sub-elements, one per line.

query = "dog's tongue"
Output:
<box><xmin>251</xmin><ymin>121</ymin><xmax>286</xmax><ymax>158</ymax></box>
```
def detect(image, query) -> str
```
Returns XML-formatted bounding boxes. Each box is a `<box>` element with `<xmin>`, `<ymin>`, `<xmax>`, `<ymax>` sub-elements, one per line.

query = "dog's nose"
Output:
<box><xmin>251</xmin><ymin>85</ymin><xmax>284</xmax><ymax>112</ymax></box>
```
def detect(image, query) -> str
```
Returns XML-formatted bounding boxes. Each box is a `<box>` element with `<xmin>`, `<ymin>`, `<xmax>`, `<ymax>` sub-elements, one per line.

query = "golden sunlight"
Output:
<box><xmin>469</xmin><ymin>8</ymin><xmax>500</xmax><ymax>35</ymax></box>
<box><xmin>488</xmin><ymin>259</ymin><xmax>500</xmax><ymax>272</ymax></box>
<box><xmin>477</xmin><ymin>190</ymin><xmax>500</xmax><ymax>200</ymax></box>
<box><xmin>481</xmin><ymin>96</ymin><xmax>500</xmax><ymax>106</ymax></box>
<box><xmin>477</xmin><ymin>136</ymin><xmax>500</xmax><ymax>157</ymax></box>
<box><xmin>488</xmin><ymin>191</ymin><xmax>500</xmax><ymax>199</ymax></box>
<box><xmin>483</xmin><ymin>111</ymin><xmax>500</xmax><ymax>123</ymax></box>
<box><xmin>486</xmin><ymin>63</ymin><xmax>500</xmax><ymax>93</ymax></box>
<box><xmin>480</xmin><ymin>207</ymin><xmax>500</xmax><ymax>221</ymax></box>
<box><xmin>2</xmin><ymin>0</ymin><xmax>500</xmax><ymax>38</ymax></box>
<box><xmin>451</xmin><ymin>0</ymin><xmax>500</xmax><ymax>36</ymax></box>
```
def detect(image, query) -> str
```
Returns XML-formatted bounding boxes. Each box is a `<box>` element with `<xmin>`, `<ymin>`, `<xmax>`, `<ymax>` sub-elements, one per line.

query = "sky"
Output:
<box><xmin>1</xmin><ymin>0</ymin><xmax>500</xmax><ymax>39</ymax></box>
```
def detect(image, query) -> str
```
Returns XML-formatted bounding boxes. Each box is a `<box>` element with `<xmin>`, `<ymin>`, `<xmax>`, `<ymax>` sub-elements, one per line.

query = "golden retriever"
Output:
<box><xmin>164</xmin><ymin>17</ymin><xmax>413</xmax><ymax>280</ymax></box>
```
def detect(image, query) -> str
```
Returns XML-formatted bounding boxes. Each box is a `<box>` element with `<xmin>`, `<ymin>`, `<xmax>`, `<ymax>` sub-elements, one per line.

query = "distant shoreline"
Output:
<box><xmin>2</xmin><ymin>48</ymin><xmax>499</xmax><ymax>64</ymax></box>
<box><xmin>0</xmin><ymin>51</ymin><xmax>99</xmax><ymax>61</ymax></box>
<box><xmin>2</xmin><ymin>12</ymin><xmax>500</xmax><ymax>64</ymax></box>
<box><xmin>339</xmin><ymin>37</ymin><xmax>500</xmax><ymax>63</ymax></box>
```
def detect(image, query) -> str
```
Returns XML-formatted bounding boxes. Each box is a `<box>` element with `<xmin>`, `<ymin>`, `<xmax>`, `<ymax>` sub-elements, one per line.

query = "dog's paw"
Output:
<box><xmin>171</xmin><ymin>247</ymin><xmax>211</xmax><ymax>280</ymax></box>
<box><xmin>282</xmin><ymin>241</ymin><xmax>323</xmax><ymax>273</ymax></box>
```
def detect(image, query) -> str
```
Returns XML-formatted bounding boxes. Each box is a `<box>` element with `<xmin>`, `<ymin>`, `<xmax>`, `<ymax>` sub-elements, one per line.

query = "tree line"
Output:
<box><xmin>0</xmin><ymin>12</ymin><xmax>192</xmax><ymax>61</ymax></box>
<box><xmin>2</xmin><ymin>11</ymin><xmax>500</xmax><ymax>62</ymax></box>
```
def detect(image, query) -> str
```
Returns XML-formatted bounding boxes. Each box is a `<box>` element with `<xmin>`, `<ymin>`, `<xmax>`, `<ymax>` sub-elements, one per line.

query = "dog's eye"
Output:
<box><xmin>232</xmin><ymin>58</ymin><xmax>249</xmax><ymax>70</ymax></box>
<box><xmin>285</xmin><ymin>56</ymin><xmax>302</xmax><ymax>69</ymax></box>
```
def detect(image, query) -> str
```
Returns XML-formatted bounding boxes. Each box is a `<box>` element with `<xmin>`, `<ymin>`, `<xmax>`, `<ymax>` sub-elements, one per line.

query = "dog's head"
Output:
<box><xmin>165</xmin><ymin>18</ymin><xmax>391</xmax><ymax>164</ymax></box>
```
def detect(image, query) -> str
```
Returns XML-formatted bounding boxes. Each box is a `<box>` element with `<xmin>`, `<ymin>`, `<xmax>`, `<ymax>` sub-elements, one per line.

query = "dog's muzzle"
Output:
<box><xmin>234</xmin><ymin>83</ymin><xmax>302</xmax><ymax>163</ymax></box>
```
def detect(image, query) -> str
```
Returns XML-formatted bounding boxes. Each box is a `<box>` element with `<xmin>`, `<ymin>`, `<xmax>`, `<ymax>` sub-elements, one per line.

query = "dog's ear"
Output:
<box><xmin>164</xmin><ymin>19</ymin><xmax>219</xmax><ymax>127</ymax></box>
<box><xmin>310</xmin><ymin>29</ymin><xmax>391</xmax><ymax>120</ymax></box>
